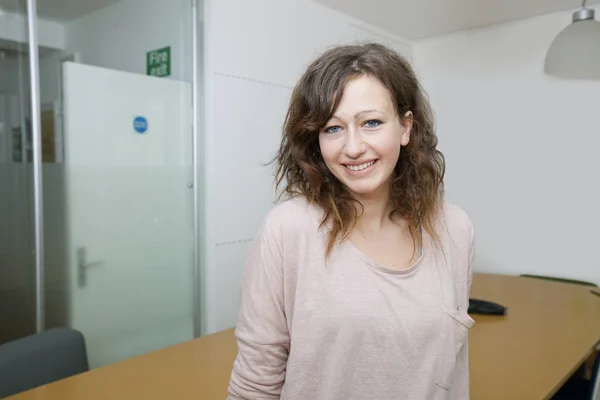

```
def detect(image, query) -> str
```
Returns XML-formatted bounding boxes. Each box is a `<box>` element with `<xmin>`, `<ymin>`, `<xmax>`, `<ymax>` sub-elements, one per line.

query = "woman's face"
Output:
<box><xmin>319</xmin><ymin>75</ymin><xmax>412</xmax><ymax>201</ymax></box>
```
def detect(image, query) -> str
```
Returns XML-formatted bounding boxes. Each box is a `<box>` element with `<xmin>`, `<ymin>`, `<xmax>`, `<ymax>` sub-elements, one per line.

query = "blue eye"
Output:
<box><xmin>364</xmin><ymin>120</ymin><xmax>382</xmax><ymax>128</ymax></box>
<box><xmin>324</xmin><ymin>126</ymin><xmax>342</xmax><ymax>134</ymax></box>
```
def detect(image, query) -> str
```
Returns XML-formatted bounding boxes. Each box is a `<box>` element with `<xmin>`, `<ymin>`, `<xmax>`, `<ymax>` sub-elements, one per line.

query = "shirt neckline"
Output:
<box><xmin>343</xmin><ymin>238</ymin><xmax>426</xmax><ymax>275</ymax></box>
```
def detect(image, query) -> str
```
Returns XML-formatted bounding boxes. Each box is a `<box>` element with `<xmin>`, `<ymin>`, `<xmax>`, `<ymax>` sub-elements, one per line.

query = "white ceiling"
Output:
<box><xmin>0</xmin><ymin>0</ymin><xmax>598</xmax><ymax>38</ymax></box>
<box><xmin>0</xmin><ymin>0</ymin><xmax>121</xmax><ymax>22</ymax></box>
<box><xmin>313</xmin><ymin>0</ymin><xmax>600</xmax><ymax>39</ymax></box>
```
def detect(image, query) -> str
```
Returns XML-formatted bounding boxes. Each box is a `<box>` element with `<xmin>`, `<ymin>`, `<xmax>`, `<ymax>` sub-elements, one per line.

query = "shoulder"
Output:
<box><xmin>438</xmin><ymin>202</ymin><xmax>475</xmax><ymax>253</ymax></box>
<box><xmin>260</xmin><ymin>196</ymin><xmax>323</xmax><ymax>238</ymax></box>
<box><xmin>440</xmin><ymin>202</ymin><xmax>474</xmax><ymax>236</ymax></box>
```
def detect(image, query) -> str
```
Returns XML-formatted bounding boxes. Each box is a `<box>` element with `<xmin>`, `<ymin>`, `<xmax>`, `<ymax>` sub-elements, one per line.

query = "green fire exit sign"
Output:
<box><xmin>147</xmin><ymin>46</ymin><xmax>171</xmax><ymax>77</ymax></box>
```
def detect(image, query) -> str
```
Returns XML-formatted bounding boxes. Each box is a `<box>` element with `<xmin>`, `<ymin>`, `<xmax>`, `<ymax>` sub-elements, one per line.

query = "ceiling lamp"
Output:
<box><xmin>544</xmin><ymin>0</ymin><xmax>600</xmax><ymax>80</ymax></box>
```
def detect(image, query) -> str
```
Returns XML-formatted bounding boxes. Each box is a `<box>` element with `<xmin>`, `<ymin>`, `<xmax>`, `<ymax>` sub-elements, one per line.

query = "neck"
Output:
<box><xmin>353</xmin><ymin>187</ymin><xmax>394</xmax><ymax>234</ymax></box>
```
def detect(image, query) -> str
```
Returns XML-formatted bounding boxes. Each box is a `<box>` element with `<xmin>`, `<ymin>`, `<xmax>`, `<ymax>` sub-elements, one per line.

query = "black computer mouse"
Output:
<box><xmin>468</xmin><ymin>298</ymin><xmax>507</xmax><ymax>315</ymax></box>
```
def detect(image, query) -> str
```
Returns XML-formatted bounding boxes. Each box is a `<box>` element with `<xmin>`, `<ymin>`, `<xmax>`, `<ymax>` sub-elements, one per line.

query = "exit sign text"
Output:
<box><xmin>147</xmin><ymin>46</ymin><xmax>171</xmax><ymax>77</ymax></box>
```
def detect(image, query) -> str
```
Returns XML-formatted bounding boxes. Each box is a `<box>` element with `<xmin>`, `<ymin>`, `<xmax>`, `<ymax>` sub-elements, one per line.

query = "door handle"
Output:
<box><xmin>77</xmin><ymin>247</ymin><xmax>104</xmax><ymax>288</ymax></box>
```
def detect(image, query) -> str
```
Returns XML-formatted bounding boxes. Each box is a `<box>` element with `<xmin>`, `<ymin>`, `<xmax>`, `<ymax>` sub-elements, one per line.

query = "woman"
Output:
<box><xmin>228</xmin><ymin>43</ymin><xmax>475</xmax><ymax>400</ymax></box>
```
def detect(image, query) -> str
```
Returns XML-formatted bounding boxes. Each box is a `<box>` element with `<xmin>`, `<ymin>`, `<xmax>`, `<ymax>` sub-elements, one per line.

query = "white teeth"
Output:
<box><xmin>345</xmin><ymin>160</ymin><xmax>375</xmax><ymax>171</ymax></box>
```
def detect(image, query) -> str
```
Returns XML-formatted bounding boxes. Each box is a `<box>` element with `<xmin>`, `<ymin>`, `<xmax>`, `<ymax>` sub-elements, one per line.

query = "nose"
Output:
<box><xmin>344</xmin><ymin>128</ymin><xmax>366</xmax><ymax>158</ymax></box>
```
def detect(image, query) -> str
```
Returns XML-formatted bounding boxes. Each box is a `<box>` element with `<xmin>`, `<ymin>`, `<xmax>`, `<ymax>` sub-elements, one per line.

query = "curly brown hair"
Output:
<box><xmin>274</xmin><ymin>42</ymin><xmax>445</xmax><ymax>256</ymax></box>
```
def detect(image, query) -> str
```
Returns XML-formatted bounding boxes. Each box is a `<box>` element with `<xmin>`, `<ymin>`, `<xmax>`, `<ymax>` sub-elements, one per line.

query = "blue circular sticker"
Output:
<box><xmin>133</xmin><ymin>116</ymin><xmax>148</xmax><ymax>133</ymax></box>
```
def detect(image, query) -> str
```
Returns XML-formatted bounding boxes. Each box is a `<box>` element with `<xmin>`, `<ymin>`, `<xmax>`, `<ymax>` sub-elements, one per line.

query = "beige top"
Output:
<box><xmin>228</xmin><ymin>197</ymin><xmax>475</xmax><ymax>400</ymax></box>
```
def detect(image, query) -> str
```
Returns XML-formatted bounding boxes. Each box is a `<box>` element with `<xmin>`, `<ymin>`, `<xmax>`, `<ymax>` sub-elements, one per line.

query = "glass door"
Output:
<box><xmin>0</xmin><ymin>0</ymin><xmax>36</xmax><ymax>345</ymax></box>
<box><xmin>34</xmin><ymin>0</ymin><xmax>201</xmax><ymax>368</ymax></box>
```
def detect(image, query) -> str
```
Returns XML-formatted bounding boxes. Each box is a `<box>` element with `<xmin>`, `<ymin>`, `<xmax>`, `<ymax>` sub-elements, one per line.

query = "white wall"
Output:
<box><xmin>66</xmin><ymin>0</ymin><xmax>196</xmax><ymax>82</ymax></box>
<box><xmin>2</xmin><ymin>0</ymin><xmax>190</xmax><ymax>120</ymax></box>
<box><xmin>412</xmin><ymin>6</ymin><xmax>600</xmax><ymax>284</ymax></box>
<box><xmin>0</xmin><ymin>12</ymin><xmax>66</xmax><ymax>50</ymax></box>
<box><xmin>203</xmin><ymin>0</ymin><xmax>411</xmax><ymax>334</ymax></box>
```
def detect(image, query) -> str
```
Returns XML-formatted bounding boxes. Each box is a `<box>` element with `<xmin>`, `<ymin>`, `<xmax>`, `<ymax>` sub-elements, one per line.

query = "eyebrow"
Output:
<box><xmin>330</xmin><ymin>109</ymin><xmax>386</xmax><ymax>121</ymax></box>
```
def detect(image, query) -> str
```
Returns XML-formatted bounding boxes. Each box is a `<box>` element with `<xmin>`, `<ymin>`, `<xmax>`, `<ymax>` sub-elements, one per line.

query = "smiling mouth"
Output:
<box><xmin>343</xmin><ymin>159</ymin><xmax>377</xmax><ymax>171</ymax></box>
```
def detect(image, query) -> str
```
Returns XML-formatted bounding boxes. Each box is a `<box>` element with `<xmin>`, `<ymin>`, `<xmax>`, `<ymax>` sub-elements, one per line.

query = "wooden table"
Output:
<box><xmin>7</xmin><ymin>273</ymin><xmax>600</xmax><ymax>400</ymax></box>
<box><xmin>469</xmin><ymin>273</ymin><xmax>600</xmax><ymax>399</ymax></box>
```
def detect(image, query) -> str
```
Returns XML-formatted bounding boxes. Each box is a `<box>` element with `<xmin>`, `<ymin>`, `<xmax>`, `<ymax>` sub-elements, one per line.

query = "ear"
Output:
<box><xmin>400</xmin><ymin>111</ymin><xmax>413</xmax><ymax>146</ymax></box>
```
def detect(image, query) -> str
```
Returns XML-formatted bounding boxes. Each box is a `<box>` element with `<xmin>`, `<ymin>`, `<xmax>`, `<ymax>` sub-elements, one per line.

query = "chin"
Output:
<box><xmin>343</xmin><ymin>182</ymin><xmax>387</xmax><ymax>199</ymax></box>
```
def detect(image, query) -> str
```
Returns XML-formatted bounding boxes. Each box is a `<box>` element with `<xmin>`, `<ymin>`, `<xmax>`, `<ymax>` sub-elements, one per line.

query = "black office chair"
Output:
<box><xmin>0</xmin><ymin>327</ymin><xmax>89</xmax><ymax>398</ymax></box>
<box><xmin>553</xmin><ymin>353</ymin><xmax>600</xmax><ymax>400</ymax></box>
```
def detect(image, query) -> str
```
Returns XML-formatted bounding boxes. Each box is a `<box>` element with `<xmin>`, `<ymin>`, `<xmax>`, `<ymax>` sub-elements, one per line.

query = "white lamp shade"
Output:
<box><xmin>544</xmin><ymin>19</ymin><xmax>600</xmax><ymax>80</ymax></box>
